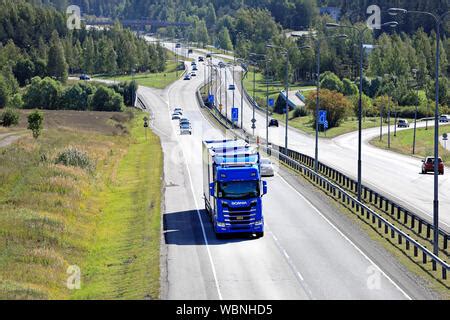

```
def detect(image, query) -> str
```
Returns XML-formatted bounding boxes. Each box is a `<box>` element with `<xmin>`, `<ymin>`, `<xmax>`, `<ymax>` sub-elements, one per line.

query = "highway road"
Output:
<box><xmin>214</xmin><ymin>65</ymin><xmax>450</xmax><ymax>231</ymax></box>
<box><xmin>137</xmin><ymin>51</ymin><xmax>437</xmax><ymax>300</ymax></box>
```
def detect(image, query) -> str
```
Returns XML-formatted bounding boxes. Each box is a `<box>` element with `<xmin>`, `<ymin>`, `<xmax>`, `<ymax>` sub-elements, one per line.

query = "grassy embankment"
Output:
<box><xmin>0</xmin><ymin>110</ymin><xmax>162</xmax><ymax>300</ymax></box>
<box><xmin>371</xmin><ymin>124</ymin><xmax>450</xmax><ymax>163</ymax></box>
<box><xmin>99</xmin><ymin>50</ymin><xmax>190</xmax><ymax>89</ymax></box>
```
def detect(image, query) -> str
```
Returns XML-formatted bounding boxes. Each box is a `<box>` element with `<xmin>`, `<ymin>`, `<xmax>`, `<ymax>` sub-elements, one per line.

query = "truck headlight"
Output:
<box><xmin>217</xmin><ymin>222</ymin><xmax>226</xmax><ymax>228</ymax></box>
<box><xmin>254</xmin><ymin>220</ymin><xmax>263</xmax><ymax>226</ymax></box>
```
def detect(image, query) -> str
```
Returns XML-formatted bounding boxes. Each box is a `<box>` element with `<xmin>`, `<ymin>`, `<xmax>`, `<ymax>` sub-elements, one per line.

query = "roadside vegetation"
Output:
<box><xmin>99</xmin><ymin>51</ymin><xmax>187</xmax><ymax>89</ymax></box>
<box><xmin>0</xmin><ymin>110</ymin><xmax>162</xmax><ymax>299</ymax></box>
<box><xmin>371</xmin><ymin>125</ymin><xmax>450</xmax><ymax>163</ymax></box>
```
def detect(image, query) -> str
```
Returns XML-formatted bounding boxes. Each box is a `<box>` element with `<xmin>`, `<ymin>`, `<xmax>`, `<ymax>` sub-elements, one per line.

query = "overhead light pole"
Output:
<box><xmin>412</xmin><ymin>68</ymin><xmax>419</xmax><ymax>155</ymax></box>
<box><xmin>248</xmin><ymin>53</ymin><xmax>266</xmax><ymax>137</ymax></box>
<box><xmin>294</xmin><ymin>34</ymin><xmax>347</xmax><ymax>172</ymax></box>
<box><xmin>389</xmin><ymin>7</ymin><xmax>449</xmax><ymax>261</ymax></box>
<box><xmin>326</xmin><ymin>21</ymin><xmax>398</xmax><ymax>201</ymax></box>
<box><xmin>266</xmin><ymin>45</ymin><xmax>291</xmax><ymax>153</ymax></box>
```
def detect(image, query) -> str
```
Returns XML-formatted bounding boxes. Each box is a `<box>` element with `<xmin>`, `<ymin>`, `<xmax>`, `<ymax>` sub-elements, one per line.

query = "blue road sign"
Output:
<box><xmin>231</xmin><ymin>107</ymin><xmax>239</xmax><ymax>123</ymax></box>
<box><xmin>268</xmin><ymin>98</ymin><xmax>275</xmax><ymax>107</ymax></box>
<box><xmin>324</xmin><ymin>121</ymin><xmax>329</xmax><ymax>130</ymax></box>
<box><xmin>319</xmin><ymin>110</ymin><xmax>327</xmax><ymax>125</ymax></box>
<box><xmin>208</xmin><ymin>94</ymin><xmax>215</xmax><ymax>104</ymax></box>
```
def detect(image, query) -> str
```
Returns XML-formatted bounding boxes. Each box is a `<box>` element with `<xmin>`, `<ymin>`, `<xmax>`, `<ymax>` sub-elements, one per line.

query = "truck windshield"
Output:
<box><xmin>218</xmin><ymin>181</ymin><xmax>259</xmax><ymax>199</ymax></box>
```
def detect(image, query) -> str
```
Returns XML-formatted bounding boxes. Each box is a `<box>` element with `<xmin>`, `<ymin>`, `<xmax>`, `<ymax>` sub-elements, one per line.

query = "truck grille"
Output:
<box><xmin>223</xmin><ymin>207</ymin><xmax>257</xmax><ymax>230</ymax></box>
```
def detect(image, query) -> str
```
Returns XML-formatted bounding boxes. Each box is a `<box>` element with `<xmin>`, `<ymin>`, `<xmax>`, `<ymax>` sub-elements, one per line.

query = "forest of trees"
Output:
<box><xmin>0</xmin><ymin>0</ymin><xmax>167</xmax><ymax>110</ymax></box>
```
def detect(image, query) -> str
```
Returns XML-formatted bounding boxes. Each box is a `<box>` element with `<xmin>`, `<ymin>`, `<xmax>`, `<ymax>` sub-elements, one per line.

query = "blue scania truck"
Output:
<box><xmin>203</xmin><ymin>140</ymin><xmax>267</xmax><ymax>238</ymax></box>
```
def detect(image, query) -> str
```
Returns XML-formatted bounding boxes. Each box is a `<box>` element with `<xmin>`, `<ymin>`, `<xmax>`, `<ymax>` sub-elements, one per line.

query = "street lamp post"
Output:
<box><xmin>389</xmin><ymin>8</ymin><xmax>450</xmax><ymax>260</ymax></box>
<box><xmin>266</xmin><ymin>45</ymin><xmax>291</xmax><ymax>153</ymax></box>
<box><xmin>326</xmin><ymin>21</ymin><xmax>398</xmax><ymax>201</ymax></box>
<box><xmin>295</xmin><ymin>34</ymin><xmax>347</xmax><ymax>172</ymax></box>
<box><xmin>412</xmin><ymin>68</ymin><xmax>419</xmax><ymax>155</ymax></box>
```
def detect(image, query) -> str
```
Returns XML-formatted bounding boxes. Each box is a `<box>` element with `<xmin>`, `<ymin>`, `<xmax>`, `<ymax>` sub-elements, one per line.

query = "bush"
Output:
<box><xmin>90</xmin><ymin>86</ymin><xmax>124</xmax><ymax>112</ymax></box>
<box><xmin>0</xmin><ymin>76</ymin><xmax>9</xmax><ymax>108</ymax></box>
<box><xmin>320</xmin><ymin>71</ymin><xmax>343</xmax><ymax>93</ymax></box>
<box><xmin>1</xmin><ymin>108</ymin><xmax>20</xmax><ymax>127</ymax></box>
<box><xmin>306</xmin><ymin>89</ymin><xmax>352</xmax><ymax>128</ymax></box>
<box><xmin>23</xmin><ymin>77</ymin><xmax>62</xmax><ymax>110</ymax></box>
<box><xmin>27</xmin><ymin>110</ymin><xmax>44</xmax><ymax>139</ymax></box>
<box><xmin>55</xmin><ymin>147</ymin><xmax>93</xmax><ymax>171</ymax></box>
<box><xmin>293</xmin><ymin>107</ymin><xmax>308</xmax><ymax>118</ymax></box>
<box><xmin>59</xmin><ymin>84</ymin><xmax>91</xmax><ymax>110</ymax></box>
<box><xmin>342</xmin><ymin>78</ymin><xmax>358</xmax><ymax>96</ymax></box>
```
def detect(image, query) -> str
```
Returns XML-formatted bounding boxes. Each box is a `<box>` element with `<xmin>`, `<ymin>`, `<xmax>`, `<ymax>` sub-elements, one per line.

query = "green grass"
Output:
<box><xmin>72</xmin><ymin>116</ymin><xmax>162</xmax><ymax>300</ymax></box>
<box><xmin>98</xmin><ymin>51</ymin><xmax>188</xmax><ymax>89</ymax></box>
<box><xmin>371</xmin><ymin>124</ymin><xmax>450</xmax><ymax>163</ymax></box>
<box><xmin>0</xmin><ymin>110</ymin><xmax>163</xmax><ymax>300</ymax></box>
<box><xmin>243</xmin><ymin>70</ymin><xmax>315</xmax><ymax>106</ymax></box>
<box><xmin>272</xmin><ymin>112</ymin><xmax>383</xmax><ymax>138</ymax></box>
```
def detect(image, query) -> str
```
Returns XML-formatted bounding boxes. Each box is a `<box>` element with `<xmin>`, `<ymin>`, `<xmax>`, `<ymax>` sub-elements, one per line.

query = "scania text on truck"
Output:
<box><xmin>203</xmin><ymin>140</ymin><xmax>267</xmax><ymax>238</ymax></box>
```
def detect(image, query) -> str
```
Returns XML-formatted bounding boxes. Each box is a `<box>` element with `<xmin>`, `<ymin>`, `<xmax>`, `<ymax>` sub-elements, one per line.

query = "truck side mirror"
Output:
<box><xmin>209</xmin><ymin>183</ymin><xmax>215</xmax><ymax>197</ymax></box>
<box><xmin>262</xmin><ymin>181</ymin><xmax>268</xmax><ymax>196</ymax></box>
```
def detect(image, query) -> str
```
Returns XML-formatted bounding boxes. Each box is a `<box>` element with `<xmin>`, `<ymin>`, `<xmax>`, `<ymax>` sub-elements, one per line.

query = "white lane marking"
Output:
<box><xmin>165</xmin><ymin>76</ymin><xmax>224</xmax><ymax>300</ymax></box>
<box><xmin>277</xmin><ymin>174</ymin><xmax>413</xmax><ymax>300</ymax></box>
<box><xmin>266</xmin><ymin>224</ymin><xmax>313</xmax><ymax>298</ymax></box>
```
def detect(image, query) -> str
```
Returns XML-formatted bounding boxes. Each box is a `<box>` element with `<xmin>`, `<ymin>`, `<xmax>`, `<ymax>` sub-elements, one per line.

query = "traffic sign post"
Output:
<box><xmin>231</xmin><ymin>107</ymin><xmax>239</xmax><ymax>124</ymax></box>
<box><xmin>143</xmin><ymin>117</ymin><xmax>149</xmax><ymax>139</ymax></box>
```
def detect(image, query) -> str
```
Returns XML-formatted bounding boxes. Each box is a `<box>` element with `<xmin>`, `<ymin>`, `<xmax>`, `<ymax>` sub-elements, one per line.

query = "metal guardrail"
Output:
<box><xmin>197</xmin><ymin>86</ymin><xmax>449</xmax><ymax>281</ymax></box>
<box><xmin>262</xmin><ymin>144</ymin><xmax>449</xmax><ymax>281</ymax></box>
<box><xmin>240</xmin><ymin>82</ymin><xmax>449</xmax><ymax>257</ymax></box>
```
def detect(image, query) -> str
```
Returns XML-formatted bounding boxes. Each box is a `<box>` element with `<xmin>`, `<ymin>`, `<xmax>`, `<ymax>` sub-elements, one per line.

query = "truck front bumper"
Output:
<box><xmin>215</xmin><ymin>221</ymin><xmax>264</xmax><ymax>234</ymax></box>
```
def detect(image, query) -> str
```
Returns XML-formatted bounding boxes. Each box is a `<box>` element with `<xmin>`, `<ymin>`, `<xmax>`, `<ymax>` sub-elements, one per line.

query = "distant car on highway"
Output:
<box><xmin>218</xmin><ymin>62</ymin><xmax>226</xmax><ymax>68</ymax></box>
<box><xmin>421</xmin><ymin>157</ymin><xmax>444</xmax><ymax>175</ymax></box>
<box><xmin>192</xmin><ymin>66</ymin><xmax>198</xmax><ymax>71</ymax></box>
<box><xmin>268</xmin><ymin>119</ymin><xmax>279</xmax><ymax>127</ymax></box>
<box><xmin>188</xmin><ymin>49</ymin><xmax>193</xmax><ymax>54</ymax></box>
<box><xmin>191</xmin><ymin>61</ymin><xmax>197</xmax><ymax>66</ymax></box>
<box><xmin>206</xmin><ymin>53</ymin><xmax>212</xmax><ymax>58</ymax></box>
<box><xmin>261</xmin><ymin>158</ymin><xmax>275</xmax><ymax>177</ymax></box>
<box><xmin>172</xmin><ymin>112</ymin><xmax>182</xmax><ymax>120</ymax></box>
<box><xmin>198</xmin><ymin>56</ymin><xmax>204</xmax><ymax>62</ymax></box>
<box><xmin>440</xmin><ymin>115</ymin><xmax>449</xmax><ymax>123</ymax></box>
<box><xmin>173</xmin><ymin>107</ymin><xmax>183</xmax><ymax>114</ymax></box>
<box><xmin>79</xmin><ymin>74</ymin><xmax>90</xmax><ymax>80</ymax></box>
<box><xmin>397</xmin><ymin>119</ymin><xmax>410</xmax><ymax>128</ymax></box>
<box><xmin>191</xmin><ymin>72</ymin><xmax>197</xmax><ymax>77</ymax></box>
<box><xmin>176</xmin><ymin>43</ymin><xmax>181</xmax><ymax>48</ymax></box>
<box><xmin>228</xmin><ymin>84</ymin><xmax>236</xmax><ymax>91</ymax></box>
<box><xmin>179</xmin><ymin>117</ymin><xmax>190</xmax><ymax>126</ymax></box>
<box><xmin>179</xmin><ymin>122</ymin><xmax>192</xmax><ymax>135</ymax></box>
<box><xmin>184</xmin><ymin>74</ymin><xmax>191</xmax><ymax>80</ymax></box>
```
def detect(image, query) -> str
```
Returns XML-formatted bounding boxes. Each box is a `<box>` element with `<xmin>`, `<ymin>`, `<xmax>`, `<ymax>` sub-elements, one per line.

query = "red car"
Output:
<box><xmin>421</xmin><ymin>157</ymin><xmax>444</xmax><ymax>175</ymax></box>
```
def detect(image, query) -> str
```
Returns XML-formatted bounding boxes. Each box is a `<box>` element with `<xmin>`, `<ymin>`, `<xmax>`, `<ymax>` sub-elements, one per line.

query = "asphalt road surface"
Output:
<box><xmin>137</xmin><ymin>50</ymin><xmax>437</xmax><ymax>300</ymax></box>
<box><xmin>214</xmin><ymin>65</ymin><xmax>450</xmax><ymax>231</ymax></box>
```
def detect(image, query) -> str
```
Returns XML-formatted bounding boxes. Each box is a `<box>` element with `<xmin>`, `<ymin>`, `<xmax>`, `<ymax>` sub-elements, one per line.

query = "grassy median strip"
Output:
<box><xmin>0</xmin><ymin>110</ymin><xmax>162</xmax><ymax>300</ymax></box>
<box><xmin>370</xmin><ymin>124</ymin><xmax>450</xmax><ymax>163</ymax></box>
<box><xmin>98</xmin><ymin>51</ymin><xmax>188</xmax><ymax>89</ymax></box>
<box><xmin>72</xmin><ymin>115</ymin><xmax>162</xmax><ymax>300</ymax></box>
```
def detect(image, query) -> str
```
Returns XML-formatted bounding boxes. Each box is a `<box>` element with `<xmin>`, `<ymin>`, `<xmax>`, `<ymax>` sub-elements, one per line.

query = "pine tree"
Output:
<box><xmin>47</xmin><ymin>31</ymin><xmax>68</xmax><ymax>82</ymax></box>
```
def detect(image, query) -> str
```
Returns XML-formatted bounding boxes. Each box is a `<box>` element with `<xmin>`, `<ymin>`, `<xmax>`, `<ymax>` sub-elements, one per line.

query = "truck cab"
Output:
<box><xmin>203</xmin><ymin>140</ymin><xmax>267</xmax><ymax>238</ymax></box>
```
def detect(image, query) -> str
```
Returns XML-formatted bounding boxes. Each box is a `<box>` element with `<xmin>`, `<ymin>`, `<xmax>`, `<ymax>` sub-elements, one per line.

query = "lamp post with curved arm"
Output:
<box><xmin>388</xmin><ymin>8</ymin><xmax>450</xmax><ymax>261</ymax></box>
<box><xmin>294</xmin><ymin>33</ymin><xmax>348</xmax><ymax>172</ymax></box>
<box><xmin>265</xmin><ymin>45</ymin><xmax>310</xmax><ymax>153</ymax></box>
<box><xmin>326</xmin><ymin>21</ymin><xmax>398</xmax><ymax>201</ymax></box>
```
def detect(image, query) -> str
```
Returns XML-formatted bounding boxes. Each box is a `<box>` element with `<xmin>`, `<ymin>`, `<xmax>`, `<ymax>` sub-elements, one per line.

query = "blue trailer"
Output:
<box><xmin>203</xmin><ymin>140</ymin><xmax>267</xmax><ymax>238</ymax></box>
